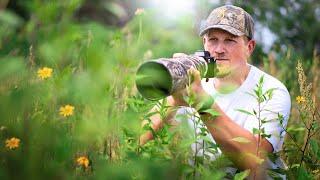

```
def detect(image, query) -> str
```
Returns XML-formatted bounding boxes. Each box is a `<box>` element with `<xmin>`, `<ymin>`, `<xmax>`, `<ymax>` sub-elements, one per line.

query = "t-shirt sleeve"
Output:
<box><xmin>244</xmin><ymin>87</ymin><xmax>291</xmax><ymax>153</ymax></box>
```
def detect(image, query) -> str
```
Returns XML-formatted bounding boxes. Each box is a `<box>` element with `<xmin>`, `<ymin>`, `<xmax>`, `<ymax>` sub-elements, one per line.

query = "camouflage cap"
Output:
<box><xmin>199</xmin><ymin>5</ymin><xmax>254</xmax><ymax>39</ymax></box>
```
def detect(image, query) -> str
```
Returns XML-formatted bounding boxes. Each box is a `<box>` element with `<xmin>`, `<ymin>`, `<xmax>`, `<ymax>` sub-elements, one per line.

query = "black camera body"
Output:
<box><xmin>194</xmin><ymin>50</ymin><xmax>216</xmax><ymax>79</ymax></box>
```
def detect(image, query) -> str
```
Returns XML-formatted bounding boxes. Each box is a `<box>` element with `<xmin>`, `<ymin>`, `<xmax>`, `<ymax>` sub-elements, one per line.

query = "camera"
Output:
<box><xmin>135</xmin><ymin>50</ymin><xmax>216</xmax><ymax>100</ymax></box>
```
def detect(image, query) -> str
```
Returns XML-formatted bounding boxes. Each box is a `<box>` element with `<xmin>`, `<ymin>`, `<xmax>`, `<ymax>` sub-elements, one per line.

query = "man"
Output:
<box><xmin>140</xmin><ymin>5</ymin><xmax>291</xmax><ymax>179</ymax></box>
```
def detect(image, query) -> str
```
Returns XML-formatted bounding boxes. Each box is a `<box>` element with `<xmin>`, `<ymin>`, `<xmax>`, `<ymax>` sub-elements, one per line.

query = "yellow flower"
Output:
<box><xmin>59</xmin><ymin>105</ymin><xmax>75</xmax><ymax>117</ymax></box>
<box><xmin>5</xmin><ymin>137</ymin><xmax>20</xmax><ymax>149</ymax></box>
<box><xmin>76</xmin><ymin>156</ymin><xmax>89</xmax><ymax>168</ymax></box>
<box><xmin>296</xmin><ymin>96</ymin><xmax>305</xmax><ymax>104</ymax></box>
<box><xmin>37</xmin><ymin>67</ymin><xmax>53</xmax><ymax>80</ymax></box>
<box><xmin>135</xmin><ymin>8</ymin><xmax>145</xmax><ymax>16</ymax></box>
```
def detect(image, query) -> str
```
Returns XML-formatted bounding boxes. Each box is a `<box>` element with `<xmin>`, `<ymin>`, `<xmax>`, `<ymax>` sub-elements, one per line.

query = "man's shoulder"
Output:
<box><xmin>249</xmin><ymin>65</ymin><xmax>288</xmax><ymax>91</ymax></box>
<box><xmin>248</xmin><ymin>65</ymin><xmax>291</xmax><ymax>108</ymax></box>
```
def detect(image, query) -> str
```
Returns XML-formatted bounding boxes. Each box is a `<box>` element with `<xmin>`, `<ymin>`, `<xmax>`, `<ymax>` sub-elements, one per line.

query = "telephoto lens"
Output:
<box><xmin>135</xmin><ymin>51</ymin><xmax>215</xmax><ymax>100</ymax></box>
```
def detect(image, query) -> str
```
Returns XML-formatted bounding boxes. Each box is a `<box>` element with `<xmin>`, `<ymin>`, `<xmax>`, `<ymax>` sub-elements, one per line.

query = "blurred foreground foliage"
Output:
<box><xmin>0</xmin><ymin>0</ymin><xmax>320</xmax><ymax>179</ymax></box>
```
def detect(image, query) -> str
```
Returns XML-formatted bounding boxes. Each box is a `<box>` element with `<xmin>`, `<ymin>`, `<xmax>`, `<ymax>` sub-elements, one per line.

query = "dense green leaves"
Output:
<box><xmin>0</xmin><ymin>0</ymin><xmax>319</xmax><ymax>179</ymax></box>
<box><xmin>234</xmin><ymin>169</ymin><xmax>250</xmax><ymax>180</ymax></box>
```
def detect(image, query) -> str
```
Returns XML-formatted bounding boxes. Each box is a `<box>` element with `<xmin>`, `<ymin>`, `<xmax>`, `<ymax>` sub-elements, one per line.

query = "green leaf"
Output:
<box><xmin>183</xmin><ymin>95</ymin><xmax>194</xmax><ymax>106</ymax></box>
<box><xmin>245</xmin><ymin>153</ymin><xmax>264</xmax><ymax>164</ymax></box>
<box><xmin>142</xmin><ymin>124</ymin><xmax>152</xmax><ymax>131</ymax></box>
<box><xmin>261</xmin><ymin>117</ymin><xmax>268</xmax><ymax>124</ymax></box>
<box><xmin>253</xmin><ymin>109</ymin><xmax>257</xmax><ymax>115</ymax></box>
<box><xmin>254</xmin><ymin>89</ymin><xmax>260</xmax><ymax>97</ymax></box>
<box><xmin>245</xmin><ymin>92</ymin><xmax>257</xmax><ymax>99</ymax></box>
<box><xmin>0</xmin><ymin>10</ymin><xmax>24</xmax><ymax>27</ymax></box>
<box><xmin>231</xmin><ymin>137</ymin><xmax>251</xmax><ymax>144</ymax></box>
<box><xmin>310</xmin><ymin>139</ymin><xmax>319</xmax><ymax>157</ymax></box>
<box><xmin>278</xmin><ymin>113</ymin><xmax>284</xmax><ymax>125</ymax></box>
<box><xmin>200</xmin><ymin>136</ymin><xmax>214</xmax><ymax>144</ymax></box>
<box><xmin>201</xmin><ymin>109</ymin><xmax>220</xmax><ymax>117</ymax></box>
<box><xmin>291</xmin><ymin>164</ymin><xmax>300</xmax><ymax>169</ymax></box>
<box><xmin>264</xmin><ymin>88</ymin><xmax>277</xmax><ymax>99</ymax></box>
<box><xmin>234</xmin><ymin>169</ymin><xmax>250</xmax><ymax>180</ymax></box>
<box><xmin>181</xmin><ymin>164</ymin><xmax>194</xmax><ymax>175</ymax></box>
<box><xmin>144</xmin><ymin>111</ymin><xmax>158</xmax><ymax>118</ymax></box>
<box><xmin>252</xmin><ymin>128</ymin><xmax>262</xmax><ymax>135</ymax></box>
<box><xmin>259</xmin><ymin>75</ymin><xmax>264</xmax><ymax>85</ymax></box>
<box><xmin>200</xmin><ymin>127</ymin><xmax>207</xmax><ymax>133</ymax></box>
<box><xmin>267</xmin><ymin>168</ymin><xmax>286</xmax><ymax>179</ymax></box>
<box><xmin>297</xmin><ymin>166</ymin><xmax>312</xmax><ymax>180</ymax></box>
<box><xmin>262</xmin><ymin>94</ymin><xmax>267</xmax><ymax>101</ymax></box>
<box><xmin>287</xmin><ymin>127</ymin><xmax>305</xmax><ymax>132</ymax></box>
<box><xmin>180</xmin><ymin>138</ymin><xmax>197</xmax><ymax>149</ymax></box>
<box><xmin>261</xmin><ymin>134</ymin><xmax>271</xmax><ymax>138</ymax></box>
<box><xmin>236</xmin><ymin>109</ymin><xmax>254</xmax><ymax>116</ymax></box>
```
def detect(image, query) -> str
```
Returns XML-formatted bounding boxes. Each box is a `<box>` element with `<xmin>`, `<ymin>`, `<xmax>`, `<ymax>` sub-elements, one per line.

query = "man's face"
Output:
<box><xmin>203</xmin><ymin>29</ymin><xmax>255</xmax><ymax>78</ymax></box>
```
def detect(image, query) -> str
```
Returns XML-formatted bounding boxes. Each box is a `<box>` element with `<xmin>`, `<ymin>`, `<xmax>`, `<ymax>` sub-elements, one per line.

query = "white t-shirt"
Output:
<box><xmin>176</xmin><ymin>64</ymin><xmax>291</xmax><ymax>177</ymax></box>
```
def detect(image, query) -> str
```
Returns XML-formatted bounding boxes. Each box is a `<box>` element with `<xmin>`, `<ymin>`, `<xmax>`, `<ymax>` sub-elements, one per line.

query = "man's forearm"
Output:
<box><xmin>139</xmin><ymin>131</ymin><xmax>154</xmax><ymax>146</ymax></box>
<box><xmin>139</xmin><ymin>97</ymin><xmax>179</xmax><ymax>146</ymax></box>
<box><xmin>200</xmin><ymin>104</ymin><xmax>273</xmax><ymax>173</ymax></box>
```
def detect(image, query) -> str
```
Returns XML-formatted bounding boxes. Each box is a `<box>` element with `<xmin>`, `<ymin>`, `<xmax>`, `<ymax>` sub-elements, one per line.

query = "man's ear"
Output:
<box><xmin>203</xmin><ymin>36</ymin><xmax>208</xmax><ymax>51</ymax></box>
<box><xmin>247</xmin><ymin>39</ymin><xmax>256</xmax><ymax>55</ymax></box>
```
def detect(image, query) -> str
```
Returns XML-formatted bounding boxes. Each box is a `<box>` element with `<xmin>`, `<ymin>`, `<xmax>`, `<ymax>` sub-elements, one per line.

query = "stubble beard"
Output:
<box><xmin>215</xmin><ymin>63</ymin><xmax>232</xmax><ymax>78</ymax></box>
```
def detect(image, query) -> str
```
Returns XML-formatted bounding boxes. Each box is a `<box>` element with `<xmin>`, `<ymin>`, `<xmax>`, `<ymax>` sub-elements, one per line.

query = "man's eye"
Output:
<box><xmin>226</xmin><ymin>39</ymin><xmax>235</xmax><ymax>42</ymax></box>
<box><xmin>209</xmin><ymin>38</ymin><xmax>217</xmax><ymax>41</ymax></box>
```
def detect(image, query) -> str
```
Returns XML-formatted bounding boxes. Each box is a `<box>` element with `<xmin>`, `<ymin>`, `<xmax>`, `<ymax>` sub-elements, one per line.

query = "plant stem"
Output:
<box><xmin>299</xmin><ymin>125</ymin><xmax>312</xmax><ymax>168</ymax></box>
<box><xmin>193</xmin><ymin>117</ymin><xmax>197</xmax><ymax>180</ymax></box>
<box><xmin>299</xmin><ymin>110</ymin><xmax>317</xmax><ymax>168</ymax></box>
<box><xmin>202</xmin><ymin>139</ymin><xmax>205</xmax><ymax>165</ymax></box>
<box><xmin>281</xmin><ymin>127</ymin><xmax>304</xmax><ymax>153</ymax></box>
<box><xmin>256</xmin><ymin>102</ymin><xmax>261</xmax><ymax>156</ymax></box>
<box><xmin>254</xmin><ymin>101</ymin><xmax>262</xmax><ymax>180</ymax></box>
<box><xmin>137</xmin><ymin>18</ymin><xmax>142</xmax><ymax>45</ymax></box>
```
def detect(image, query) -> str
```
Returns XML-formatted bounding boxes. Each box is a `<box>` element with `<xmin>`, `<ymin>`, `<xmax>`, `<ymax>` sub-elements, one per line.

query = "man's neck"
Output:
<box><xmin>214</xmin><ymin>64</ymin><xmax>251</xmax><ymax>93</ymax></box>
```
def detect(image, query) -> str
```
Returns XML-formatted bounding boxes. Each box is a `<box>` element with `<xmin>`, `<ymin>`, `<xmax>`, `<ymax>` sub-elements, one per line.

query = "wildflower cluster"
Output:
<box><xmin>59</xmin><ymin>105</ymin><xmax>75</xmax><ymax>117</ymax></box>
<box><xmin>76</xmin><ymin>156</ymin><xmax>89</xmax><ymax>168</ymax></box>
<box><xmin>5</xmin><ymin>137</ymin><xmax>20</xmax><ymax>150</ymax></box>
<box><xmin>296</xmin><ymin>96</ymin><xmax>305</xmax><ymax>104</ymax></box>
<box><xmin>37</xmin><ymin>67</ymin><xmax>53</xmax><ymax>80</ymax></box>
<box><xmin>296</xmin><ymin>61</ymin><xmax>315</xmax><ymax>113</ymax></box>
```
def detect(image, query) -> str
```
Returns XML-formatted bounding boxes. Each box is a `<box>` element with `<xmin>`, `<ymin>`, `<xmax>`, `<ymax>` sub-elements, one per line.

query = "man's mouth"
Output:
<box><xmin>215</xmin><ymin>58</ymin><xmax>229</xmax><ymax>61</ymax></box>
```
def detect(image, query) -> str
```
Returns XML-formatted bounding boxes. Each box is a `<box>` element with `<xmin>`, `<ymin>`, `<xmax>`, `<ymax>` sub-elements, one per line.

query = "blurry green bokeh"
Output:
<box><xmin>0</xmin><ymin>0</ymin><xmax>319</xmax><ymax>179</ymax></box>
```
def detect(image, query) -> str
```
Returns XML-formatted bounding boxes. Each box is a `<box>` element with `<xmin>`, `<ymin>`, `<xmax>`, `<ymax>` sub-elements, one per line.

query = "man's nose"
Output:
<box><xmin>214</xmin><ymin>42</ymin><xmax>225</xmax><ymax>54</ymax></box>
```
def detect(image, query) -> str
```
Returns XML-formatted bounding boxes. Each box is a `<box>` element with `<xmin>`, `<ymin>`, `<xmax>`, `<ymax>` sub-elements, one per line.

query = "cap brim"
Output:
<box><xmin>199</xmin><ymin>24</ymin><xmax>245</xmax><ymax>37</ymax></box>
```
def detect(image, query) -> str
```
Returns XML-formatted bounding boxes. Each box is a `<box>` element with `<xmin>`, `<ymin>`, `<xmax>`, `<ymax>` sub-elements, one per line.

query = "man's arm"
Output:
<box><xmin>201</xmin><ymin>106</ymin><xmax>273</xmax><ymax>177</ymax></box>
<box><xmin>187</xmin><ymin>69</ymin><xmax>273</xmax><ymax>178</ymax></box>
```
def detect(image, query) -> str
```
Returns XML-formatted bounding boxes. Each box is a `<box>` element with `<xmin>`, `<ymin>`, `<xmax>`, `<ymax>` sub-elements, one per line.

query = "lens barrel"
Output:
<box><xmin>135</xmin><ymin>55</ymin><xmax>210</xmax><ymax>100</ymax></box>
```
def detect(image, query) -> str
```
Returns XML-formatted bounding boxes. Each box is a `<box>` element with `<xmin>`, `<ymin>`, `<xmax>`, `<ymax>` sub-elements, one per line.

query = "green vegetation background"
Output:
<box><xmin>0</xmin><ymin>0</ymin><xmax>319</xmax><ymax>179</ymax></box>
